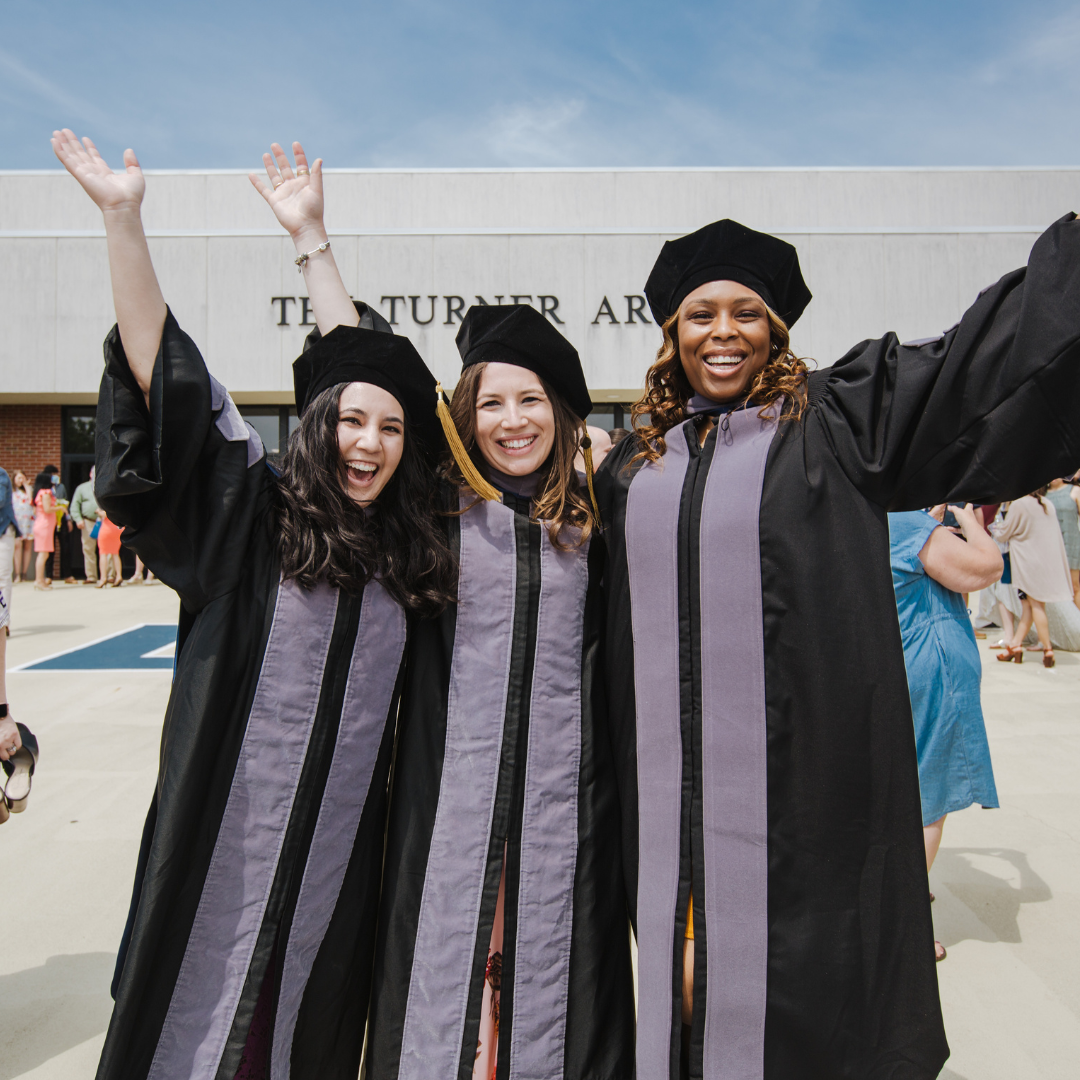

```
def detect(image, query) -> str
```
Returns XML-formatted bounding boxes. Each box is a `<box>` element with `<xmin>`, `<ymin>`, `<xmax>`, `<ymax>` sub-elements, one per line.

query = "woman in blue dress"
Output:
<box><xmin>889</xmin><ymin>503</ymin><xmax>1004</xmax><ymax>961</ymax></box>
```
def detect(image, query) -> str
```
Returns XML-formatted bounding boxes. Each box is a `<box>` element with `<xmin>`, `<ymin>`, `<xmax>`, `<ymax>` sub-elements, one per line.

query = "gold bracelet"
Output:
<box><xmin>295</xmin><ymin>240</ymin><xmax>331</xmax><ymax>272</ymax></box>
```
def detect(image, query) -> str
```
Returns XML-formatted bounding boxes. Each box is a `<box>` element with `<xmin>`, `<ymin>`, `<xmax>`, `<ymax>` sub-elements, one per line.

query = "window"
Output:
<box><xmin>61</xmin><ymin>406</ymin><xmax>96</xmax><ymax>493</ymax></box>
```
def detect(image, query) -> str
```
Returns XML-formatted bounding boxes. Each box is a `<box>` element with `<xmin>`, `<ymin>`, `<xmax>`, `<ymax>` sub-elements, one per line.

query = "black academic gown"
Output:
<box><xmin>596</xmin><ymin>213</ymin><xmax>1080</xmax><ymax>1080</ymax></box>
<box><xmin>94</xmin><ymin>313</ymin><xmax>407</xmax><ymax>1080</ymax></box>
<box><xmin>365</xmin><ymin>483</ymin><xmax>635</xmax><ymax>1080</ymax></box>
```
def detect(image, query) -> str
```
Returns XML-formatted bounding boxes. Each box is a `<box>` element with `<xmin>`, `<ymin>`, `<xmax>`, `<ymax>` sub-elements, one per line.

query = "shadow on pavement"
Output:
<box><xmin>0</xmin><ymin>952</ymin><xmax>114</xmax><ymax>1079</ymax></box>
<box><xmin>7</xmin><ymin>624</ymin><xmax>87</xmax><ymax>638</ymax></box>
<box><xmin>936</xmin><ymin>847</ymin><xmax>1052</xmax><ymax>945</ymax></box>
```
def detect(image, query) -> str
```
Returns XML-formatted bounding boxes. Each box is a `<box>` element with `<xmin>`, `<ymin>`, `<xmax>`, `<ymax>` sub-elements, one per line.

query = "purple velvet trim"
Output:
<box><xmin>148</xmin><ymin>579</ymin><xmax>339</xmax><ymax>1080</ymax></box>
<box><xmin>624</xmin><ymin>424</ymin><xmax>692</xmax><ymax>1080</ymax></box>
<box><xmin>210</xmin><ymin>373</ymin><xmax>265</xmax><ymax>468</ymax></box>
<box><xmin>270</xmin><ymin>582</ymin><xmax>406</xmax><ymax>1080</ymax></box>
<box><xmin>508</xmin><ymin>531</ymin><xmax>589</xmax><ymax>1076</ymax></box>
<box><xmin>398</xmin><ymin>497</ymin><xmax>518</xmax><ymax>1080</ymax></box>
<box><xmin>698</xmin><ymin>404</ymin><xmax>777</xmax><ymax>1079</ymax></box>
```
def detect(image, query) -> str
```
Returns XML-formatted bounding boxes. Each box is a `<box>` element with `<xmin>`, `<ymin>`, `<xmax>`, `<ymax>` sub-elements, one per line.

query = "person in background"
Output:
<box><xmin>11</xmin><ymin>472</ymin><xmax>33</xmax><ymax>583</ymax></box>
<box><xmin>95</xmin><ymin>508</ymin><xmax>123</xmax><ymax>587</ymax></box>
<box><xmin>889</xmin><ymin>504</ymin><xmax>1003</xmax><ymax>963</ymax></box>
<box><xmin>0</xmin><ymin>467</ymin><xmax>18</xmax><ymax>634</ymax></box>
<box><xmin>983</xmin><ymin>503</ymin><xmax>1022</xmax><ymax>648</ymax></box>
<box><xmin>31</xmin><ymin>471</ymin><xmax>55</xmax><ymax>591</ymax></box>
<box><xmin>608</xmin><ymin>426</ymin><xmax>630</xmax><ymax>446</ymax></box>
<box><xmin>43</xmin><ymin>464</ymin><xmax>78</xmax><ymax>583</ymax></box>
<box><xmin>996</xmin><ymin>488</ymin><xmax>1075</xmax><ymax>667</ymax></box>
<box><xmin>1046</xmin><ymin>477</ymin><xmax>1080</xmax><ymax>608</ymax></box>
<box><xmin>122</xmin><ymin>551</ymin><xmax>155</xmax><ymax>585</ymax></box>
<box><xmin>69</xmin><ymin>466</ymin><xmax>99</xmax><ymax>585</ymax></box>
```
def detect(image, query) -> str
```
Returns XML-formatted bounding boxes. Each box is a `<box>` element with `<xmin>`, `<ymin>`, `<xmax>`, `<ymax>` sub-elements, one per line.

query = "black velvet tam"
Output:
<box><xmin>456</xmin><ymin>303</ymin><xmax>593</xmax><ymax>420</ymax></box>
<box><xmin>293</xmin><ymin>323</ymin><xmax>442</xmax><ymax>458</ymax></box>
<box><xmin>645</xmin><ymin>219</ymin><xmax>812</xmax><ymax>328</ymax></box>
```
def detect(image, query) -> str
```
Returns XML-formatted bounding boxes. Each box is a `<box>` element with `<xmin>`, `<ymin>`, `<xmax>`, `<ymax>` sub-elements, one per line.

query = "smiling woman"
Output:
<box><xmin>50</xmin><ymin>128</ymin><xmax>456</xmax><ymax>1080</ymax></box>
<box><xmin>596</xmin><ymin>213</ymin><xmax>1080</xmax><ymax>1080</ymax></box>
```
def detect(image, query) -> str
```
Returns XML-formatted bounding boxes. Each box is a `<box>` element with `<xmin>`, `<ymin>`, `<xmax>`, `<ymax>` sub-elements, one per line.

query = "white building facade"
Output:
<box><xmin>0</xmin><ymin>165</ymin><xmax>1075</xmax><ymax>473</ymax></box>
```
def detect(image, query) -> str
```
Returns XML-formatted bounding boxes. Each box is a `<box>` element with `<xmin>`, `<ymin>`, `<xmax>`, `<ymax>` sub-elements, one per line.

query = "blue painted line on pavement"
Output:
<box><xmin>14</xmin><ymin>624</ymin><xmax>178</xmax><ymax>671</ymax></box>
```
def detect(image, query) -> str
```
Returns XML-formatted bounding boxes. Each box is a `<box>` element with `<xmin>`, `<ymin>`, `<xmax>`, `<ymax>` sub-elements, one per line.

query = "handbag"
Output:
<box><xmin>90</xmin><ymin>520</ymin><xmax>101</xmax><ymax>540</ymax></box>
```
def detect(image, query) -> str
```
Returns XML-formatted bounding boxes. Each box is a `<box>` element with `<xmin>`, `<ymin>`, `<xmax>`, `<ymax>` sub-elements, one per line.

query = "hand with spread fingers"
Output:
<box><xmin>51</xmin><ymin>128</ymin><xmax>145</xmax><ymax>214</ymax></box>
<box><xmin>249</xmin><ymin>141</ymin><xmax>325</xmax><ymax>242</ymax></box>
<box><xmin>250</xmin><ymin>140</ymin><xmax>359</xmax><ymax>334</ymax></box>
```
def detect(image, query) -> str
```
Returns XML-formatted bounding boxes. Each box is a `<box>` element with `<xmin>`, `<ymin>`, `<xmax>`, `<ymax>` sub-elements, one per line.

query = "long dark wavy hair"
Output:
<box><xmin>32</xmin><ymin>470</ymin><xmax>54</xmax><ymax>502</ymax></box>
<box><xmin>443</xmin><ymin>362</ymin><xmax>595</xmax><ymax>549</ymax></box>
<box><xmin>274</xmin><ymin>383</ymin><xmax>456</xmax><ymax>616</ymax></box>
<box><xmin>630</xmin><ymin>306</ymin><xmax>812</xmax><ymax>462</ymax></box>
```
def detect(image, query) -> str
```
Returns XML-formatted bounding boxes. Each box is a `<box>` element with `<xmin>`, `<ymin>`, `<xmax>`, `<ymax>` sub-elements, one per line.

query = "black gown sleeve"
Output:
<box><xmin>814</xmin><ymin>212</ymin><xmax>1080</xmax><ymax>510</ymax></box>
<box><xmin>94</xmin><ymin>309</ymin><xmax>272</xmax><ymax>613</ymax></box>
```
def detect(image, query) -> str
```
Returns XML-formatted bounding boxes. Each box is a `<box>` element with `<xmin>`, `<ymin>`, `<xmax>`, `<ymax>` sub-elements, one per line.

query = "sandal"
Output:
<box><xmin>996</xmin><ymin>645</ymin><xmax>1023</xmax><ymax>663</ymax></box>
<box><xmin>2</xmin><ymin>724</ymin><xmax>39</xmax><ymax>814</ymax></box>
<box><xmin>935</xmin><ymin>940</ymin><xmax>947</xmax><ymax>962</ymax></box>
<box><xmin>1043</xmin><ymin>650</ymin><xmax>1055</xmax><ymax>669</ymax></box>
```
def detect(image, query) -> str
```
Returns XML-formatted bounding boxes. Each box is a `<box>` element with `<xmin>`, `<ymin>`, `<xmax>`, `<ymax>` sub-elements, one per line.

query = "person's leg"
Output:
<box><xmin>1009</xmin><ymin>598</ymin><xmax>1034</xmax><ymax>649</ymax></box>
<box><xmin>1029</xmin><ymin>599</ymin><xmax>1054</xmax><ymax>664</ymax></box>
<box><xmin>924</xmin><ymin>815</ymin><xmax>947</xmax><ymax>874</ymax></box>
<box><xmin>81</xmin><ymin>526</ymin><xmax>98</xmax><ymax>583</ymax></box>
<box><xmin>997</xmin><ymin>601</ymin><xmax>1015</xmax><ymax>643</ymax></box>
<box><xmin>924</xmin><ymin>815</ymin><xmax>947</xmax><ymax>961</ymax></box>
<box><xmin>34</xmin><ymin>551</ymin><xmax>50</xmax><ymax>588</ymax></box>
<box><xmin>1072</xmin><ymin>568</ymin><xmax>1080</xmax><ymax>610</ymax></box>
<box><xmin>18</xmin><ymin>539</ymin><xmax>31</xmax><ymax>582</ymax></box>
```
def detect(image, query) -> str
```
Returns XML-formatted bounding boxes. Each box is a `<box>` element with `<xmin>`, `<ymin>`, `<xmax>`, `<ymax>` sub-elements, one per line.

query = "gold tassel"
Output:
<box><xmin>580</xmin><ymin>422</ymin><xmax>602</xmax><ymax>526</ymax></box>
<box><xmin>436</xmin><ymin>382</ymin><xmax>502</xmax><ymax>502</ymax></box>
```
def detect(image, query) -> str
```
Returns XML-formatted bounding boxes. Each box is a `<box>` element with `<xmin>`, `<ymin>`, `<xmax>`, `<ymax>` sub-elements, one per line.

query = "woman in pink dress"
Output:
<box><xmin>96</xmin><ymin>512</ymin><xmax>123</xmax><ymax>587</ymax></box>
<box><xmin>31</xmin><ymin>472</ymin><xmax>55</xmax><ymax>590</ymax></box>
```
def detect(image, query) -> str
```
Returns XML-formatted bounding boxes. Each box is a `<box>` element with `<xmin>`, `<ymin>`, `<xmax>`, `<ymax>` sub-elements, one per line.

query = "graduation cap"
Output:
<box><xmin>293</xmin><ymin>309</ymin><xmax>442</xmax><ymax>460</ymax></box>
<box><xmin>645</xmin><ymin>219</ymin><xmax>812</xmax><ymax>328</ymax></box>
<box><xmin>445</xmin><ymin>304</ymin><xmax>599</xmax><ymax>514</ymax></box>
<box><xmin>456</xmin><ymin>304</ymin><xmax>593</xmax><ymax>421</ymax></box>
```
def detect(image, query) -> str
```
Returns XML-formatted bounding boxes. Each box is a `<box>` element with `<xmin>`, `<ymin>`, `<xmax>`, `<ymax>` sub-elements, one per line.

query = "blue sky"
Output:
<box><xmin>2</xmin><ymin>0</ymin><xmax>1078</xmax><ymax>169</ymax></box>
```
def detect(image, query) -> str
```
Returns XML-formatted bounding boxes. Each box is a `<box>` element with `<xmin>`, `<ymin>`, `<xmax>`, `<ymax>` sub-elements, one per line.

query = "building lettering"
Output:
<box><xmin>272</xmin><ymin>294</ymin><xmax>649</xmax><ymax>328</ymax></box>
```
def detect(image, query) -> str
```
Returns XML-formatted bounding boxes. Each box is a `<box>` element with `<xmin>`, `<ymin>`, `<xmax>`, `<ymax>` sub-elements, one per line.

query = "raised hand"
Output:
<box><xmin>51</xmin><ymin>129</ymin><xmax>145</xmax><ymax>214</ymax></box>
<box><xmin>249</xmin><ymin>141</ymin><xmax>325</xmax><ymax>240</ymax></box>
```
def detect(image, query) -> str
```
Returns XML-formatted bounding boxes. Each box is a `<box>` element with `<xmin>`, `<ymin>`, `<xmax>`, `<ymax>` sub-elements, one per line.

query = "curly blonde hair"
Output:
<box><xmin>630</xmin><ymin>306</ymin><xmax>811</xmax><ymax>462</ymax></box>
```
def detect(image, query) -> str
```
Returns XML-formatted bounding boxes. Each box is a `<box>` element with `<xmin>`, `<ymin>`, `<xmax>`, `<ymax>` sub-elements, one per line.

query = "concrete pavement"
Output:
<box><xmin>0</xmin><ymin>582</ymin><xmax>1077</xmax><ymax>1079</ymax></box>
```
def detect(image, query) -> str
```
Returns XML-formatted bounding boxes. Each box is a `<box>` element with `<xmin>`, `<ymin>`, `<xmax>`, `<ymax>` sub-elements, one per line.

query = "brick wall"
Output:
<box><xmin>0</xmin><ymin>405</ymin><xmax>63</xmax><ymax>483</ymax></box>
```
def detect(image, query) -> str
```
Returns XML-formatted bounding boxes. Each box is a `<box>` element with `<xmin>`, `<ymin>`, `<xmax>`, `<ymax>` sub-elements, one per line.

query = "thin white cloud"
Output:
<box><xmin>484</xmin><ymin>99</ymin><xmax>587</xmax><ymax>165</ymax></box>
<box><xmin>0</xmin><ymin>45</ymin><xmax>116</xmax><ymax>131</ymax></box>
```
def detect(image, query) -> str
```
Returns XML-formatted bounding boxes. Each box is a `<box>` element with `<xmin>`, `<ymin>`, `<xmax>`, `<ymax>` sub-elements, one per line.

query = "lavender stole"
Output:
<box><xmin>625</xmin><ymin>405</ymin><xmax>777</xmax><ymax>1079</ymax></box>
<box><xmin>399</xmin><ymin>497</ymin><xmax>588</xmax><ymax>1079</ymax></box>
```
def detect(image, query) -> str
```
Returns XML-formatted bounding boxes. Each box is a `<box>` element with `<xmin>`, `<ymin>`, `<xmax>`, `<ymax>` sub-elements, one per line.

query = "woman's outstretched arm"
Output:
<box><xmin>920</xmin><ymin>502</ymin><xmax>1004</xmax><ymax>592</ymax></box>
<box><xmin>51</xmin><ymin>129</ymin><xmax>165</xmax><ymax>403</ymax></box>
<box><xmin>250</xmin><ymin>141</ymin><xmax>360</xmax><ymax>335</ymax></box>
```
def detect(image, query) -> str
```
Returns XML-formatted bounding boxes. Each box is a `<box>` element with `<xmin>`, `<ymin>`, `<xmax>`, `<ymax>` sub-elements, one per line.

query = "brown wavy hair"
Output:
<box><xmin>443</xmin><ymin>362</ymin><xmax>594</xmax><ymax>549</ymax></box>
<box><xmin>274</xmin><ymin>382</ymin><xmax>457</xmax><ymax>616</ymax></box>
<box><xmin>630</xmin><ymin>306</ymin><xmax>811</xmax><ymax>462</ymax></box>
